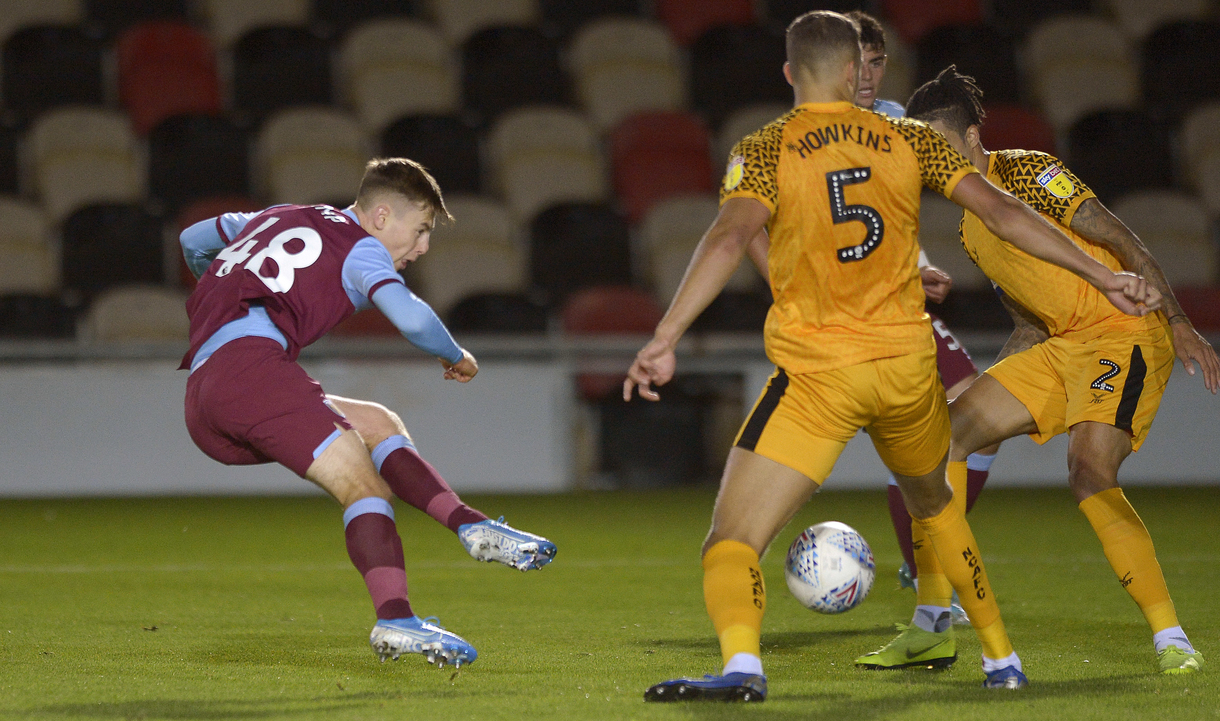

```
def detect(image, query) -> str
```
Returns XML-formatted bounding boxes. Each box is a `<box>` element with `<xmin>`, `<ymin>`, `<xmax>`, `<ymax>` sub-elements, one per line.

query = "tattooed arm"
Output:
<box><xmin>1069</xmin><ymin>198</ymin><xmax>1219</xmax><ymax>392</ymax></box>
<box><xmin>995</xmin><ymin>292</ymin><xmax>1050</xmax><ymax>364</ymax></box>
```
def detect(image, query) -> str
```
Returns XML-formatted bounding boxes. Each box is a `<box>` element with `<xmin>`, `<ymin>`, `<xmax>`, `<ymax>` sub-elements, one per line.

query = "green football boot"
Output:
<box><xmin>855</xmin><ymin>624</ymin><xmax>957</xmax><ymax>670</ymax></box>
<box><xmin>1158</xmin><ymin>645</ymin><xmax>1204</xmax><ymax>674</ymax></box>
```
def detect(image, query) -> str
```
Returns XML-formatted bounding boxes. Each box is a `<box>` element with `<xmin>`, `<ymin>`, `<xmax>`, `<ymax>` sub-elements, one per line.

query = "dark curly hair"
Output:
<box><xmin>905</xmin><ymin>65</ymin><xmax>986</xmax><ymax>136</ymax></box>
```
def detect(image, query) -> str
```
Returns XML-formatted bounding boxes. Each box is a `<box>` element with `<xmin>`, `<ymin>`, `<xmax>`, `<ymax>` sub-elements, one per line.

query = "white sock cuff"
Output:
<box><xmin>981</xmin><ymin>651</ymin><xmax>1022</xmax><ymax>673</ymax></box>
<box><xmin>343</xmin><ymin>497</ymin><xmax>395</xmax><ymax>528</ymax></box>
<box><xmin>723</xmin><ymin>652</ymin><xmax>764</xmax><ymax>677</ymax></box>
<box><xmin>966</xmin><ymin>452</ymin><xmax>997</xmax><ymax>472</ymax></box>
<box><xmin>1153</xmin><ymin>626</ymin><xmax>1194</xmax><ymax>654</ymax></box>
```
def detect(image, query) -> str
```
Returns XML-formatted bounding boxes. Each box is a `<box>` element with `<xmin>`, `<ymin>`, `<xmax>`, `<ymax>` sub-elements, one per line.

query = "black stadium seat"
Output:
<box><xmin>232</xmin><ymin>27</ymin><xmax>333</xmax><ymax>123</ymax></box>
<box><xmin>692</xmin><ymin>290</ymin><xmax>772</xmax><ymax>333</ymax></box>
<box><xmin>61</xmin><ymin>204</ymin><xmax>165</xmax><ymax>300</ymax></box>
<box><xmin>381</xmin><ymin>114</ymin><xmax>482</xmax><ymax>194</ymax></box>
<box><xmin>986</xmin><ymin>0</ymin><xmax>1092</xmax><ymax>37</ymax></box>
<box><xmin>916</xmin><ymin>24</ymin><xmax>1021</xmax><ymax>103</ymax></box>
<box><xmin>148</xmin><ymin>114</ymin><xmax>250</xmax><ymax>213</ymax></box>
<box><xmin>690</xmin><ymin>24</ymin><xmax>790</xmax><ymax>129</ymax></box>
<box><xmin>85</xmin><ymin>0</ymin><xmax>189</xmax><ymax>37</ymax></box>
<box><xmin>446</xmin><ymin>292</ymin><xmax>550</xmax><ymax>333</ymax></box>
<box><xmin>1142</xmin><ymin>20</ymin><xmax>1220</xmax><ymax>123</ymax></box>
<box><xmin>539</xmin><ymin>0</ymin><xmax>644</xmax><ymax>37</ymax></box>
<box><xmin>0</xmin><ymin>294</ymin><xmax>78</xmax><ymax>339</ymax></box>
<box><xmin>1066</xmin><ymin>110</ymin><xmax>1174</xmax><ymax>204</ymax></box>
<box><xmin>2</xmin><ymin>26</ymin><xmax>105</xmax><ymax>122</ymax></box>
<box><xmin>764</xmin><ymin>0</ymin><xmax>868</xmax><ymax>32</ymax></box>
<box><xmin>0</xmin><ymin>122</ymin><xmax>20</xmax><ymax>195</ymax></box>
<box><xmin>462</xmin><ymin>26</ymin><xmax>569</xmax><ymax>124</ymax></box>
<box><xmin>312</xmin><ymin>0</ymin><xmax>417</xmax><ymax>37</ymax></box>
<box><xmin>529</xmin><ymin>202</ymin><xmax>632</xmax><ymax>304</ymax></box>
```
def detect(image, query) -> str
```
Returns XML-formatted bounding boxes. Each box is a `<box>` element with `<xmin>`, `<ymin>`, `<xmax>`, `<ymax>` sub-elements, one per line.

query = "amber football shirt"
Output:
<box><xmin>959</xmin><ymin>150</ymin><xmax>1160</xmax><ymax>340</ymax></box>
<box><xmin>722</xmin><ymin>101</ymin><xmax>978</xmax><ymax>374</ymax></box>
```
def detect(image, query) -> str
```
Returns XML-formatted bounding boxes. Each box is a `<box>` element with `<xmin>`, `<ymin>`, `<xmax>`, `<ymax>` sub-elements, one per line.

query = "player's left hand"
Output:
<box><xmin>442</xmin><ymin>349</ymin><xmax>478</xmax><ymax>382</ymax></box>
<box><xmin>1101</xmin><ymin>272</ymin><xmax>1162</xmax><ymax>317</ymax></box>
<box><xmin>623</xmin><ymin>337</ymin><xmax>676</xmax><ymax>402</ymax></box>
<box><xmin>920</xmin><ymin>265</ymin><xmax>952</xmax><ymax>303</ymax></box>
<box><xmin>1170</xmin><ymin>320</ymin><xmax>1220</xmax><ymax>394</ymax></box>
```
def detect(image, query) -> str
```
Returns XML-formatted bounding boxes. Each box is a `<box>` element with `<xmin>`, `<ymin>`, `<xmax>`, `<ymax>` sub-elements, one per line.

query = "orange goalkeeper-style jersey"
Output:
<box><xmin>959</xmin><ymin>150</ymin><xmax>1161</xmax><ymax>341</ymax></box>
<box><xmin>721</xmin><ymin>101</ymin><xmax>978</xmax><ymax>374</ymax></box>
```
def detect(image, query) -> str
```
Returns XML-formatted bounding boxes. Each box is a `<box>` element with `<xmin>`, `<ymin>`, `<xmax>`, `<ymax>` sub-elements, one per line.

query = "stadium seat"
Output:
<box><xmin>327</xmin><ymin>308</ymin><xmax>401</xmax><ymax>337</ymax></box>
<box><xmin>84</xmin><ymin>0</ymin><xmax>188</xmax><ymax>37</ymax></box>
<box><xmin>987</xmin><ymin>0</ymin><xmax>1093</xmax><ymax>37</ymax></box>
<box><xmin>313</xmin><ymin>0</ymin><xmax>417</xmax><ymax>37</ymax></box>
<box><xmin>979</xmin><ymin>104</ymin><xmax>1056</xmax><ymax>154</ymax></box>
<box><xmin>175</xmin><ymin>196</ymin><xmax>264</xmax><ymax>287</ymax></box>
<box><xmin>148</xmin><ymin>115</ymin><xmax>250</xmax><ymax>214</ymax></box>
<box><xmin>257</xmin><ymin>108</ymin><xmax>369</xmax><ymax>205</ymax></box>
<box><xmin>689</xmin><ymin>24</ymin><xmax>789</xmax><ymax>129</ymax></box>
<box><xmin>715</xmin><ymin>102</ymin><xmax>788</xmax><ymax>165</ymax></box>
<box><xmin>340</xmin><ymin>19</ymin><xmax>458</xmax><ymax>132</ymax></box>
<box><xmin>446</xmin><ymin>291</ymin><xmax>549</xmax><ymax>333</ymax></box>
<box><xmin>529</xmin><ymin>202</ymin><xmax>632</xmax><ymax>303</ymax></box>
<box><xmin>916</xmin><ymin>24</ymin><xmax>1021</xmax><ymax>104</ymax></box>
<box><xmin>562</xmin><ymin>284</ymin><xmax>664</xmax><ymax>400</ymax></box>
<box><xmin>1</xmin><ymin>25</ymin><xmax>104</xmax><ymax>122</ymax></box>
<box><xmin>29</xmin><ymin>107</ymin><xmax>144</xmax><ymax>222</ymax></box>
<box><xmin>1025</xmin><ymin>15</ymin><xmax>1130</xmax><ymax>74</ymax></box>
<box><xmin>538</xmin><ymin>0</ymin><xmax>643</xmax><ymax>37</ymax></box>
<box><xmin>1099</xmin><ymin>0</ymin><xmax>1212</xmax><ymax>40</ymax></box>
<box><xmin>0</xmin><ymin>293</ymin><xmax>77</xmax><ymax>338</ymax></box>
<box><xmin>917</xmin><ymin>191</ymin><xmax>988</xmax><ymax>290</ymax></box>
<box><xmin>764</xmin><ymin>0</ymin><xmax>868</xmax><ymax>31</ymax></box>
<box><xmin>380</xmin><ymin>114</ymin><xmax>482</xmax><ymax>195</ymax></box>
<box><xmin>1173</xmin><ymin>286</ymin><xmax>1220</xmax><ymax>331</ymax></box>
<box><xmin>461</xmin><ymin>26</ymin><xmax>568</xmax><ymax>124</ymax></box>
<box><xmin>569</xmin><ymin>17</ymin><xmax>685</xmax><ymax>131</ymax></box>
<box><xmin>0</xmin><ymin>0</ymin><xmax>82</xmax><ymax>44</ymax></box>
<box><xmin>1141</xmin><ymin>21</ymin><xmax>1220</xmax><ymax>123</ymax></box>
<box><xmin>412</xmin><ymin>195</ymin><xmax>526</xmax><ymax>316</ymax></box>
<box><xmin>639</xmin><ymin>195</ymin><xmax>759</xmax><ymax>301</ymax></box>
<box><xmin>881</xmin><ymin>0</ymin><xmax>981</xmax><ymax>44</ymax></box>
<box><xmin>0</xmin><ymin>122</ymin><xmax>18</xmax><ymax>195</ymax></box>
<box><xmin>61</xmin><ymin>204</ymin><xmax>165</xmax><ymax>300</ymax></box>
<box><xmin>1180</xmin><ymin>103</ymin><xmax>1220</xmax><ymax>215</ymax></box>
<box><xmin>117</xmin><ymin>21</ymin><xmax>223</xmax><ymax>135</ymax></box>
<box><xmin>426</xmin><ymin>0</ymin><xmax>539</xmax><ymax>45</ymax></box>
<box><xmin>83</xmin><ymin>285</ymin><xmax>190</xmax><ymax>342</ymax></box>
<box><xmin>0</xmin><ymin>197</ymin><xmax>57</xmax><ymax>294</ymax></box>
<box><xmin>1066</xmin><ymin>110</ymin><xmax>1174</xmax><ymax>203</ymax></box>
<box><xmin>691</xmin><ymin>289</ymin><xmax>771</xmax><ymax>333</ymax></box>
<box><xmin>597</xmin><ymin>377</ymin><xmax>706</xmax><ymax>486</ymax></box>
<box><xmin>1110</xmin><ymin>191</ymin><xmax>1215</xmax><ymax>286</ymax></box>
<box><xmin>1031</xmin><ymin>59</ymin><xmax>1139</xmax><ymax>133</ymax></box>
<box><xmin>232</xmin><ymin>26</ymin><xmax>333</xmax><ymax>123</ymax></box>
<box><xmin>609</xmin><ymin>111</ymin><xmax>716</xmax><ymax>224</ymax></box>
<box><xmin>488</xmin><ymin>107</ymin><xmax>608</xmax><ymax>221</ymax></box>
<box><xmin>655</xmin><ymin>0</ymin><xmax>755</xmax><ymax>46</ymax></box>
<box><xmin>200</xmin><ymin>0</ymin><xmax>309</xmax><ymax>47</ymax></box>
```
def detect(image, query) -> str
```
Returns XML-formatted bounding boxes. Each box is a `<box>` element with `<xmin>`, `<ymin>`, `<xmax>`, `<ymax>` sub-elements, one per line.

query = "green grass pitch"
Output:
<box><xmin>1</xmin><ymin>486</ymin><xmax>1216</xmax><ymax>720</ymax></box>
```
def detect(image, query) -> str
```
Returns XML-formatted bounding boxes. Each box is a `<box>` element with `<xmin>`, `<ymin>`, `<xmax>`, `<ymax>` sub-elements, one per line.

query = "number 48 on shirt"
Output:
<box><xmin>214</xmin><ymin>216</ymin><xmax>323</xmax><ymax>293</ymax></box>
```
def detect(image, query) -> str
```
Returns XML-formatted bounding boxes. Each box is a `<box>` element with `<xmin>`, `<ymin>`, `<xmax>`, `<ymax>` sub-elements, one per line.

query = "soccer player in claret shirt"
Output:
<box><xmin>625</xmin><ymin>11</ymin><xmax>1163</xmax><ymax>700</ymax></box>
<box><xmin>865</xmin><ymin>66</ymin><xmax>1216</xmax><ymax>675</ymax></box>
<box><xmin>179</xmin><ymin>158</ymin><xmax>557</xmax><ymax>668</ymax></box>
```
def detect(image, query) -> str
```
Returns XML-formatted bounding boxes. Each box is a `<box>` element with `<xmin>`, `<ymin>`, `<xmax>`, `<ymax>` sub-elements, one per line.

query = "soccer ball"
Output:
<box><xmin>784</xmin><ymin>521</ymin><xmax>875</xmax><ymax>614</ymax></box>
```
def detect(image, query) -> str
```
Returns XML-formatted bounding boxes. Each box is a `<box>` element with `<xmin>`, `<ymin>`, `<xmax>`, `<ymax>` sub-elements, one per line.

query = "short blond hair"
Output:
<box><xmin>786</xmin><ymin>11</ymin><xmax>861</xmax><ymax>84</ymax></box>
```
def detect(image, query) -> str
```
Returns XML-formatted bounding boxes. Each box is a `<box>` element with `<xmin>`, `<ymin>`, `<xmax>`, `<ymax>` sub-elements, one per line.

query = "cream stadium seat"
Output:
<box><xmin>1032</xmin><ymin>60</ymin><xmax>1139</xmax><ymax>133</ymax></box>
<box><xmin>569</xmin><ymin>17</ymin><xmax>686</xmax><ymax>132</ymax></box>
<box><xmin>199</xmin><ymin>0</ymin><xmax>309</xmax><ymax>47</ymax></box>
<box><xmin>1099</xmin><ymin>0</ymin><xmax>1211</xmax><ymax>39</ymax></box>
<box><xmin>1180</xmin><ymin>103</ymin><xmax>1220</xmax><ymax>215</ymax></box>
<box><xmin>83</xmin><ymin>284</ymin><xmax>191</xmax><ymax>342</ymax></box>
<box><xmin>917</xmin><ymin>191</ymin><xmax>988</xmax><ymax>290</ymax></box>
<box><xmin>1025</xmin><ymin>15</ymin><xmax>1131</xmax><ymax>77</ymax></box>
<box><xmin>1111</xmin><ymin>190</ymin><xmax>1216</xmax><ymax>286</ymax></box>
<box><xmin>0</xmin><ymin>0</ymin><xmax>81</xmax><ymax>44</ymax></box>
<box><xmin>715</xmin><ymin>103</ymin><xmax>789</xmax><ymax>166</ymax></box>
<box><xmin>340</xmin><ymin>19</ymin><xmax>459</xmax><ymax>132</ymax></box>
<box><xmin>28</xmin><ymin>107</ymin><xmax>144</xmax><ymax>222</ymax></box>
<box><xmin>487</xmin><ymin>106</ymin><xmax>608</xmax><ymax>222</ymax></box>
<box><xmin>424</xmin><ymin>0</ymin><xmax>539</xmax><ymax>45</ymax></box>
<box><xmin>0</xmin><ymin>197</ymin><xmax>57</xmax><ymax>293</ymax></box>
<box><xmin>257</xmin><ymin>107</ymin><xmax>370</xmax><ymax>205</ymax></box>
<box><xmin>411</xmin><ymin>195</ymin><xmax>526</xmax><ymax>316</ymax></box>
<box><xmin>640</xmin><ymin>194</ymin><xmax>760</xmax><ymax>301</ymax></box>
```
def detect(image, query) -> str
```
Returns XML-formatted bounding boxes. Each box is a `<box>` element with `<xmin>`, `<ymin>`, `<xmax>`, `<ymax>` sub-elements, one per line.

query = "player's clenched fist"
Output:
<box><xmin>442</xmin><ymin>348</ymin><xmax>478</xmax><ymax>382</ymax></box>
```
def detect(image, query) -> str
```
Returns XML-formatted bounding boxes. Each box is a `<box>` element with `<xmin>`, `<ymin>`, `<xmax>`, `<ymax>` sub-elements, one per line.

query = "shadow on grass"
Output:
<box><xmin>637</xmin><ymin>627</ymin><xmax>883</xmax><ymax>653</ymax></box>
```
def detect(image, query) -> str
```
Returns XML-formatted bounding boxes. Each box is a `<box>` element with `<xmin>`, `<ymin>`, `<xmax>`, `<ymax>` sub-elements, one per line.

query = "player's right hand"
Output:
<box><xmin>442</xmin><ymin>349</ymin><xmax>478</xmax><ymax>382</ymax></box>
<box><xmin>920</xmin><ymin>265</ymin><xmax>952</xmax><ymax>303</ymax></box>
<box><xmin>623</xmin><ymin>337</ymin><xmax>676</xmax><ymax>402</ymax></box>
<box><xmin>1100</xmin><ymin>271</ymin><xmax>1162</xmax><ymax>317</ymax></box>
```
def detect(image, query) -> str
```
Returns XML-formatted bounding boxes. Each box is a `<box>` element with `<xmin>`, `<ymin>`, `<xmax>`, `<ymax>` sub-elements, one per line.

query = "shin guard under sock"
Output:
<box><xmin>343</xmin><ymin>498</ymin><xmax>412</xmax><ymax>620</ymax></box>
<box><xmin>373</xmin><ymin>436</ymin><xmax>488</xmax><ymax>533</ymax></box>
<box><xmin>703</xmin><ymin>540</ymin><xmax>765</xmax><ymax>668</ymax></box>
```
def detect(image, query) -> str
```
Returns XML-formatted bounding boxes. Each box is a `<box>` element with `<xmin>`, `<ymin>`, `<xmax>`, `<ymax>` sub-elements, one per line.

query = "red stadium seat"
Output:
<box><xmin>117</xmin><ymin>21</ymin><xmax>222</xmax><ymax>135</ymax></box>
<box><xmin>610</xmin><ymin>111</ymin><xmax>716</xmax><ymax>223</ymax></box>
<box><xmin>1172</xmin><ymin>287</ymin><xmax>1220</xmax><ymax>332</ymax></box>
<box><xmin>980</xmin><ymin>103</ymin><xmax>1057</xmax><ymax>155</ymax></box>
<box><xmin>562</xmin><ymin>285</ymin><xmax>664</xmax><ymax>400</ymax></box>
<box><xmin>175</xmin><ymin>196</ymin><xmax>262</xmax><ymax>288</ymax></box>
<box><xmin>655</xmin><ymin>0</ymin><xmax>755</xmax><ymax>46</ymax></box>
<box><xmin>329</xmin><ymin>309</ymin><xmax>401</xmax><ymax>337</ymax></box>
<box><xmin>881</xmin><ymin>0</ymin><xmax>981</xmax><ymax>43</ymax></box>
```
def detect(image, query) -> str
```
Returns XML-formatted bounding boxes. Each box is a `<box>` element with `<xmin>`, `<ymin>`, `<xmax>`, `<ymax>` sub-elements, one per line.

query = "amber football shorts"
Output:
<box><xmin>985</xmin><ymin>328</ymin><xmax>1173</xmax><ymax>451</ymax></box>
<box><xmin>735</xmin><ymin>346</ymin><xmax>950</xmax><ymax>483</ymax></box>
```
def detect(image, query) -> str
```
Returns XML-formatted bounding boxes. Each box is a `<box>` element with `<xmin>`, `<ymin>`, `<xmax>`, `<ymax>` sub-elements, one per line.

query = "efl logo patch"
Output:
<box><xmin>724</xmin><ymin>156</ymin><xmax>745</xmax><ymax>191</ymax></box>
<box><xmin>1036</xmin><ymin>165</ymin><xmax>1075</xmax><ymax>198</ymax></box>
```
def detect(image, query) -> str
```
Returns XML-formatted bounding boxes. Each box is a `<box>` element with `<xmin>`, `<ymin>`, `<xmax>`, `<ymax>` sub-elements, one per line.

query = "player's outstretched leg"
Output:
<box><xmin>371</xmin><ymin>434</ymin><xmax>490</xmax><ymax>531</ymax></box>
<box><xmin>458</xmin><ymin>516</ymin><xmax>557</xmax><ymax>571</ymax></box>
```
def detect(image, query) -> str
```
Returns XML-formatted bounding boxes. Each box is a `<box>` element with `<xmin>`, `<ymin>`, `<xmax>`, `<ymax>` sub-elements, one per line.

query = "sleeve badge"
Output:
<box><xmin>1035</xmin><ymin>165</ymin><xmax>1075</xmax><ymax>199</ymax></box>
<box><xmin>723</xmin><ymin>156</ymin><xmax>745</xmax><ymax>191</ymax></box>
